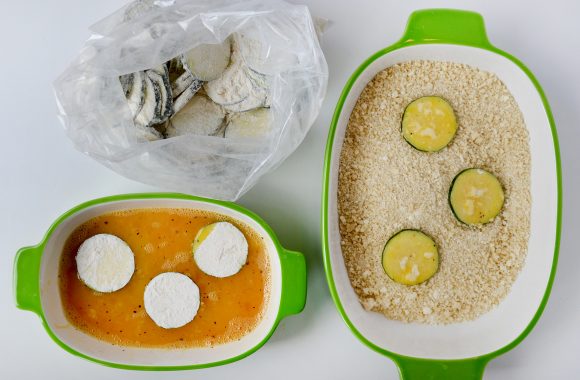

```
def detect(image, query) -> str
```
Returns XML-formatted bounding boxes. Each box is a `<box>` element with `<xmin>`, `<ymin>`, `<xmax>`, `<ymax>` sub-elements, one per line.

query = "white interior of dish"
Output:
<box><xmin>40</xmin><ymin>198</ymin><xmax>281</xmax><ymax>367</ymax></box>
<box><xmin>326</xmin><ymin>44</ymin><xmax>558</xmax><ymax>359</ymax></box>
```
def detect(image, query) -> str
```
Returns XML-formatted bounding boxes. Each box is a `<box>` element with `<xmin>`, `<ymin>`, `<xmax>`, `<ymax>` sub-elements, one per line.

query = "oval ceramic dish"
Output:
<box><xmin>14</xmin><ymin>193</ymin><xmax>306</xmax><ymax>370</ymax></box>
<box><xmin>322</xmin><ymin>9</ymin><xmax>561</xmax><ymax>380</ymax></box>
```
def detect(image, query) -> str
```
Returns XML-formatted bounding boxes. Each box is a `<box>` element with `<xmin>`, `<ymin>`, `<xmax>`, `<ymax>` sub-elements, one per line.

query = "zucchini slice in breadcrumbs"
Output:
<box><xmin>382</xmin><ymin>230</ymin><xmax>439</xmax><ymax>285</ymax></box>
<box><xmin>402</xmin><ymin>96</ymin><xmax>457</xmax><ymax>152</ymax></box>
<box><xmin>449</xmin><ymin>168</ymin><xmax>505</xmax><ymax>225</ymax></box>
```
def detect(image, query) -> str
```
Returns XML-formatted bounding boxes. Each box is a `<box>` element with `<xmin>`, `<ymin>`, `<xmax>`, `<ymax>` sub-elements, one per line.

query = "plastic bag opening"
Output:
<box><xmin>55</xmin><ymin>0</ymin><xmax>328</xmax><ymax>200</ymax></box>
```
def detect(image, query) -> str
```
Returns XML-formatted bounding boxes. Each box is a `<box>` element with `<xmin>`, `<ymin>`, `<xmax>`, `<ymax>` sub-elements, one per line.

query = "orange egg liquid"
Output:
<box><xmin>58</xmin><ymin>208</ymin><xmax>270</xmax><ymax>348</ymax></box>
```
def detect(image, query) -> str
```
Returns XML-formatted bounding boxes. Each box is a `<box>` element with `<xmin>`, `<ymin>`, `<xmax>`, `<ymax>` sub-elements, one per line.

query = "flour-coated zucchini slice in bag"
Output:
<box><xmin>220</xmin><ymin>82</ymin><xmax>269</xmax><ymax>112</ymax></box>
<box><xmin>382</xmin><ymin>230</ymin><xmax>439</xmax><ymax>286</ymax></box>
<box><xmin>133</xmin><ymin>66</ymin><xmax>172</xmax><ymax>129</ymax></box>
<box><xmin>123</xmin><ymin>72</ymin><xmax>162</xmax><ymax>141</ymax></box>
<box><xmin>134</xmin><ymin>73</ymin><xmax>158</xmax><ymax>128</ymax></box>
<box><xmin>221</xmin><ymin>81</ymin><xmax>269</xmax><ymax>112</ymax></box>
<box><xmin>171</xmin><ymin>70</ymin><xmax>195</xmax><ymax>98</ymax></box>
<box><xmin>449</xmin><ymin>168</ymin><xmax>505</xmax><ymax>225</ymax></box>
<box><xmin>225</xmin><ymin>108</ymin><xmax>272</xmax><ymax>139</ymax></box>
<box><xmin>232</xmin><ymin>33</ymin><xmax>265</xmax><ymax>73</ymax></box>
<box><xmin>147</xmin><ymin>65</ymin><xmax>173</xmax><ymax>124</ymax></box>
<box><xmin>233</xmin><ymin>33</ymin><xmax>262</xmax><ymax>65</ymax></box>
<box><xmin>166</xmin><ymin>94</ymin><xmax>225</xmax><ymax>138</ymax></box>
<box><xmin>402</xmin><ymin>96</ymin><xmax>457</xmax><ymax>152</ymax></box>
<box><xmin>121</xmin><ymin>71</ymin><xmax>146</xmax><ymax>120</ymax></box>
<box><xmin>203</xmin><ymin>55</ymin><xmax>252</xmax><ymax>108</ymax></box>
<box><xmin>204</xmin><ymin>48</ymin><xmax>269</xmax><ymax>112</ymax></box>
<box><xmin>172</xmin><ymin>78</ymin><xmax>203</xmax><ymax>114</ymax></box>
<box><xmin>242</xmin><ymin>68</ymin><xmax>271</xmax><ymax>109</ymax></box>
<box><xmin>182</xmin><ymin>38</ymin><xmax>232</xmax><ymax>82</ymax></box>
<box><xmin>119</xmin><ymin>72</ymin><xmax>134</xmax><ymax>97</ymax></box>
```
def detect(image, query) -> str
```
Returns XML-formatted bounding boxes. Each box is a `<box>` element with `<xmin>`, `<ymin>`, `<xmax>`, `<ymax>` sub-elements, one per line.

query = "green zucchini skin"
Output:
<box><xmin>448</xmin><ymin>168</ymin><xmax>469</xmax><ymax>225</ymax></box>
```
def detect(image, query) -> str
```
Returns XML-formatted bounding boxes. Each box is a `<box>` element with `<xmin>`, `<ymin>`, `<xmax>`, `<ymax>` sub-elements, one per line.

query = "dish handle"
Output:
<box><xmin>400</xmin><ymin>9</ymin><xmax>491</xmax><ymax>49</ymax></box>
<box><xmin>395</xmin><ymin>357</ymin><xmax>488</xmax><ymax>380</ymax></box>
<box><xmin>14</xmin><ymin>245</ymin><xmax>43</xmax><ymax>315</ymax></box>
<box><xmin>278</xmin><ymin>248</ymin><xmax>307</xmax><ymax>318</ymax></box>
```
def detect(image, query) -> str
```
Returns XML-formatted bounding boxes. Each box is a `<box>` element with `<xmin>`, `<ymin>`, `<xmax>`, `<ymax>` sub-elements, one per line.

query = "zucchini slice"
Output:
<box><xmin>171</xmin><ymin>71</ymin><xmax>195</xmax><ymax>98</ymax></box>
<box><xmin>193</xmin><ymin>222</ymin><xmax>248</xmax><ymax>278</ymax></box>
<box><xmin>144</xmin><ymin>272</ymin><xmax>200</xmax><ymax>329</ymax></box>
<box><xmin>449</xmin><ymin>168</ymin><xmax>505</xmax><ymax>225</ymax></box>
<box><xmin>225</xmin><ymin>108</ymin><xmax>272</xmax><ymax>139</ymax></box>
<box><xmin>122</xmin><ymin>71</ymin><xmax>146</xmax><ymax>120</ymax></box>
<box><xmin>166</xmin><ymin>94</ymin><xmax>225</xmax><ymax>138</ymax></box>
<box><xmin>402</xmin><ymin>96</ymin><xmax>457</xmax><ymax>152</ymax></box>
<box><xmin>182</xmin><ymin>38</ymin><xmax>232</xmax><ymax>82</ymax></box>
<box><xmin>133</xmin><ymin>73</ymin><xmax>157</xmax><ymax>128</ymax></box>
<box><xmin>146</xmin><ymin>66</ymin><xmax>173</xmax><ymax>124</ymax></box>
<box><xmin>382</xmin><ymin>230</ymin><xmax>439</xmax><ymax>286</ymax></box>
<box><xmin>76</xmin><ymin>234</ymin><xmax>135</xmax><ymax>293</ymax></box>
<box><xmin>204</xmin><ymin>39</ymin><xmax>270</xmax><ymax>112</ymax></box>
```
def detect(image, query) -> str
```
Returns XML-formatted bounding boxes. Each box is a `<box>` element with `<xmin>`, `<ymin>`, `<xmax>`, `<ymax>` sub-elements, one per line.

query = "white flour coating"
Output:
<box><xmin>134</xmin><ymin>74</ymin><xmax>157</xmax><ymax>128</ymax></box>
<box><xmin>182</xmin><ymin>38</ymin><xmax>232</xmax><ymax>81</ymax></box>
<box><xmin>194</xmin><ymin>222</ymin><xmax>248</xmax><ymax>278</ymax></box>
<box><xmin>75</xmin><ymin>234</ymin><xmax>135</xmax><ymax>293</ymax></box>
<box><xmin>166</xmin><ymin>94</ymin><xmax>225</xmax><ymax>137</ymax></box>
<box><xmin>225</xmin><ymin>108</ymin><xmax>272</xmax><ymax>139</ymax></box>
<box><xmin>144</xmin><ymin>272</ymin><xmax>200</xmax><ymax>329</ymax></box>
<box><xmin>204</xmin><ymin>38</ymin><xmax>269</xmax><ymax>112</ymax></box>
<box><xmin>234</xmin><ymin>33</ymin><xmax>266</xmax><ymax>72</ymax></box>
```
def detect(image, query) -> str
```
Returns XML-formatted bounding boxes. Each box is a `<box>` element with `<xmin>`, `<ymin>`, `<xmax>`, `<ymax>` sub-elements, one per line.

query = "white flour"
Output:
<box><xmin>144</xmin><ymin>272</ymin><xmax>200</xmax><ymax>329</ymax></box>
<box><xmin>194</xmin><ymin>222</ymin><xmax>248</xmax><ymax>278</ymax></box>
<box><xmin>166</xmin><ymin>94</ymin><xmax>225</xmax><ymax>137</ymax></box>
<box><xmin>225</xmin><ymin>108</ymin><xmax>272</xmax><ymax>139</ymax></box>
<box><xmin>204</xmin><ymin>37</ymin><xmax>269</xmax><ymax>112</ymax></box>
<box><xmin>75</xmin><ymin>234</ymin><xmax>135</xmax><ymax>293</ymax></box>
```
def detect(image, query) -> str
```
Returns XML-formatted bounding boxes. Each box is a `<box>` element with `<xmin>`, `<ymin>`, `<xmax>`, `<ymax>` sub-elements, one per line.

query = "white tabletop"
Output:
<box><xmin>1</xmin><ymin>0</ymin><xmax>579</xmax><ymax>379</ymax></box>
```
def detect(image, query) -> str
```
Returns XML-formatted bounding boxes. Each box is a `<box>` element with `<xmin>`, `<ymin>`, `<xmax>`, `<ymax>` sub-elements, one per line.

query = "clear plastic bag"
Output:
<box><xmin>54</xmin><ymin>0</ymin><xmax>328</xmax><ymax>200</ymax></box>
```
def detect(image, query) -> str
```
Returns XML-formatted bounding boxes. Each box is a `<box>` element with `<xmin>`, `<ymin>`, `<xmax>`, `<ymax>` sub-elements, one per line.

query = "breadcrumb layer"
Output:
<box><xmin>337</xmin><ymin>60</ymin><xmax>531</xmax><ymax>324</ymax></box>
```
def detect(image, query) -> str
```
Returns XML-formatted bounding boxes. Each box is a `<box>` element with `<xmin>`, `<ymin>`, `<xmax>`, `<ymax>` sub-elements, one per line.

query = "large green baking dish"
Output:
<box><xmin>322</xmin><ymin>9</ymin><xmax>561</xmax><ymax>379</ymax></box>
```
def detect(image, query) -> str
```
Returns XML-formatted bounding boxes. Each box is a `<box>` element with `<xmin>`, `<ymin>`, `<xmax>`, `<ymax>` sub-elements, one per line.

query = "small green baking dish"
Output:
<box><xmin>14</xmin><ymin>193</ymin><xmax>306</xmax><ymax>370</ymax></box>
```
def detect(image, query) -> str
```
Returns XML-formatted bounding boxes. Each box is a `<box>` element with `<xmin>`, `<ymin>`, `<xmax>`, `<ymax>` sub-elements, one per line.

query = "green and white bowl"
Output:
<box><xmin>322</xmin><ymin>9</ymin><xmax>561</xmax><ymax>379</ymax></box>
<box><xmin>14</xmin><ymin>193</ymin><xmax>306</xmax><ymax>370</ymax></box>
